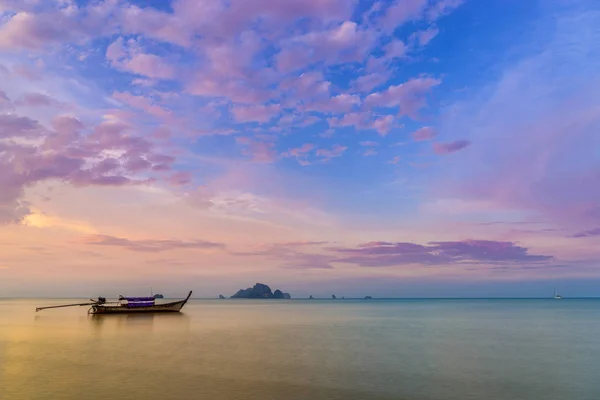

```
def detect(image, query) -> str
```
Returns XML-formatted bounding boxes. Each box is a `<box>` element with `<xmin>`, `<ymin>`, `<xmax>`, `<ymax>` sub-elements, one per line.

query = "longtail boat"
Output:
<box><xmin>36</xmin><ymin>291</ymin><xmax>193</xmax><ymax>315</ymax></box>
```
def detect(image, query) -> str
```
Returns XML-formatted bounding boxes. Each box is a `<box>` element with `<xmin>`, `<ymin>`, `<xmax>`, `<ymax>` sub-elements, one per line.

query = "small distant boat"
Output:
<box><xmin>553</xmin><ymin>288</ymin><xmax>563</xmax><ymax>299</ymax></box>
<box><xmin>36</xmin><ymin>291</ymin><xmax>192</xmax><ymax>314</ymax></box>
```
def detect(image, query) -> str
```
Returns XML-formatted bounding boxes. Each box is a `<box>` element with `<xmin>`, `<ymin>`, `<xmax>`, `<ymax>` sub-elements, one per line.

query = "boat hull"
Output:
<box><xmin>90</xmin><ymin>291</ymin><xmax>192</xmax><ymax>314</ymax></box>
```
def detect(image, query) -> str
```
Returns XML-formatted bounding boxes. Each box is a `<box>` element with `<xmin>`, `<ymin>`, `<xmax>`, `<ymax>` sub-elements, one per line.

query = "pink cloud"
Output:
<box><xmin>132</xmin><ymin>78</ymin><xmax>157</xmax><ymax>87</ymax></box>
<box><xmin>283</xmin><ymin>143</ymin><xmax>315</xmax><ymax>159</ymax></box>
<box><xmin>328</xmin><ymin>112</ymin><xmax>371</xmax><ymax>129</ymax></box>
<box><xmin>427</xmin><ymin>0</ymin><xmax>465</xmax><ymax>21</ymax></box>
<box><xmin>167</xmin><ymin>171</ymin><xmax>194</xmax><ymax>186</ymax></box>
<box><xmin>282</xmin><ymin>143</ymin><xmax>315</xmax><ymax>165</ymax></box>
<box><xmin>112</xmin><ymin>91</ymin><xmax>172</xmax><ymax>120</ymax></box>
<box><xmin>16</xmin><ymin>92</ymin><xmax>63</xmax><ymax>108</ymax></box>
<box><xmin>316</xmin><ymin>144</ymin><xmax>347</xmax><ymax>162</ymax></box>
<box><xmin>384</xmin><ymin>39</ymin><xmax>407</xmax><ymax>58</ymax></box>
<box><xmin>278</xmin><ymin>20</ymin><xmax>375</xmax><ymax>71</ymax></box>
<box><xmin>305</xmin><ymin>94</ymin><xmax>361</xmax><ymax>114</ymax></box>
<box><xmin>123</xmin><ymin>53</ymin><xmax>175</xmax><ymax>80</ymax></box>
<box><xmin>352</xmin><ymin>72</ymin><xmax>390</xmax><ymax>92</ymax></box>
<box><xmin>433</xmin><ymin>139</ymin><xmax>471</xmax><ymax>154</ymax></box>
<box><xmin>81</xmin><ymin>234</ymin><xmax>224</xmax><ymax>252</ymax></box>
<box><xmin>359</xmin><ymin>141</ymin><xmax>379</xmax><ymax>147</ymax></box>
<box><xmin>119</xmin><ymin>5</ymin><xmax>194</xmax><ymax>47</ymax></box>
<box><xmin>231</xmin><ymin>104</ymin><xmax>281</xmax><ymax>123</ymax></box>
<box><xmin>388</xmin><ymin>156</ymin><xmax>401</xmax><ymax>164</ymax></box>
<box><xmin>275</xmin><ymin>47</ymin><xmax>314</xmax><ymax>73</ymax></box>
<box><xmin>363</xmin><ymin>149</ymin><xmax>377</xmax><ymax>156</ymax></box>
<box><xmin>230</xmin><ymin>0</ymin><xmax>352</xmax><ymax>25</ymax></box>
<box><xmin>123</xmin><ymin>0</ymin><xmax>352</xmax><ymax>49</ymax></box>
<box><xmin>107</xmin><ymin>37</ymin><xmax>175</xmax><ymax>80</ymax></box>
<box><xmin>187</xmin><ymin>75</ymin><xmax>269</xmax><ymax>104</ymax></box>
<box><xmin>0</xmin><ymin>1</ymin><xmax>119</xmax><ymax>50</ymax></box>
<box><xmin>280</xmin><ymin>71</ymin><xmax>331</xmax><ymax>101</ymax></box>
<box><xmin>411</xmin><ymin>27</ymin><xmax>440</xmax><ymax>46</ymax></box>
<box><xmin>0</xmin><ymin>12</ymin><xmax>74</xmax><ymax>50</ymax></box>
<box><xmin>43</xmin><ymin>115</ymin><xmax>84</xmax><ymax>149</ymax></box>
<box><xmin>236</xmin><ymin>137</ymin><xmax>277</xmax><ymax>163</ymax></box>
<box><xmin>203</xmin><ymin>31</ymin><xmax>263</xmax><ymax>78</ymax></box>
<box><xmin>151</xmin><ymin>126</ymin><xmax>172</xmax><ymax>140</ymax></box>
<box><xmin>412</xmin><ymin>126</ymin><xmax>436</xmax><ymax>141</ymax></box>
<box><xmin>106</xmin><ymin>37</ymin><xmax>127</xmax><ymax>61</ymax></box>
<box><xmin>364</xmin><ymin>77</ymin><xmax>441</xmax><ymax>118</ymax></box>
<box><xmin>370</xmin><ymin>115</ymin><xmax>395</xmax><ymax>136</ymax></box>
<box><xmin>381</xmin><ymin>0</ymin><xmax>428</xmax><ymax>31</ymax></box>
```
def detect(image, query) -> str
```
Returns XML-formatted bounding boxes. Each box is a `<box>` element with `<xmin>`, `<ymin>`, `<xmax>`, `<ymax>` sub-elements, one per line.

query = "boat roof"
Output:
<box><xmin>120</xmin><ymin>296</ymin><xmax>155</xmax><ymax>301</ymax></box>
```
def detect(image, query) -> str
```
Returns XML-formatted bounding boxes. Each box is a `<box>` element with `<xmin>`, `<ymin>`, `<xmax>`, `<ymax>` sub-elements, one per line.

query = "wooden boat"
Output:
<box><xmin>36</xmin><ymin>291</ymin><xmax>193</xmax><ymax>315</ymax></box>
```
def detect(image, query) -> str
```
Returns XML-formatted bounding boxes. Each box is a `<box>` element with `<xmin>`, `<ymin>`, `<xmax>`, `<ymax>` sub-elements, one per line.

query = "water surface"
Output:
<box><xmin>1</xmin><ymin>299</ymin><xmax>599</xmax><ymax>399</ymax></box>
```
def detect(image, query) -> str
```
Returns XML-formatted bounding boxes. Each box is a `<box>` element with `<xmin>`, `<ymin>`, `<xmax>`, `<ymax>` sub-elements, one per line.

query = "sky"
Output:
<box><xmin>0</xmin><ymin>0</ymin><xmax>599</xmax><ymax>298</ymax></box>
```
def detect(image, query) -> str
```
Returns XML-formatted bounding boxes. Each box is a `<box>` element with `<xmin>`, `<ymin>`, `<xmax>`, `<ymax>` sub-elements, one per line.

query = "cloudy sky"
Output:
<box><xmin>1</xmin><ymin>0</ymin><xmax>599</xmax><ymax>298</ymax></box>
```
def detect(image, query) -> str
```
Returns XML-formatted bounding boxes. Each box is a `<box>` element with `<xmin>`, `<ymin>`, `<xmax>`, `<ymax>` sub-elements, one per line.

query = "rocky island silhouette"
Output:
<box><xmin>230</xmin><ymin>283</ymin><xmax>291</xmax><ymax>299</ymax></box>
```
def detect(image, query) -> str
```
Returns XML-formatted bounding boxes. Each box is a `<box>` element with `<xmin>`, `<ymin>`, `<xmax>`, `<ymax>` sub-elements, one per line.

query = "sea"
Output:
<box><xmin>0</xmin><ymin>298</ymin><xmax>599</xmax><ymax>400</ymax></box>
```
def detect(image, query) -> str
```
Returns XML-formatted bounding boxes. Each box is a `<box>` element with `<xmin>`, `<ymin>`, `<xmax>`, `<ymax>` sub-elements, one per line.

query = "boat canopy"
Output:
<box><xmin>120</xmin><ymin>296</ymin><xmax>155</xmax><ymax>301</ymax></box>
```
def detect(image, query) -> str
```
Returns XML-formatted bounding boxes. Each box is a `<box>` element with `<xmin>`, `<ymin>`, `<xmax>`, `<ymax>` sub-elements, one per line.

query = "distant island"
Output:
<box><xmin>230</xmin><ymin>283</ymin><xmax>291</xmax><ymax>299</ymax></box>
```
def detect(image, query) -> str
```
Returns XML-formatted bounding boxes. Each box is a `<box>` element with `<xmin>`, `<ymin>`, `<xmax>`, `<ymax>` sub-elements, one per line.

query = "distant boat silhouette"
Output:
<box><xmin>332</xmin><ymin>294</ymin><xmax>337</xmax><ymax>299</ymax></box>
<box><xmin>553</xmin><ymin>288</ymin><xmax>562</xmax><ymax>299</ymax></box>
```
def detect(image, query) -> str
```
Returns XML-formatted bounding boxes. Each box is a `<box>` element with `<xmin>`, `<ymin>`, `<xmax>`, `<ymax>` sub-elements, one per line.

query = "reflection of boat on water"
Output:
<box><xmin>553</xmin><ymin>288</ymin><xmax>563</xmax><ymax>299</ymax></box>
<box><xmin>36</xmin><ymin>291</ymin><xmax>193</xmax><ymax>314</ymax></box>
<box><xmin>89</xmin><ymin>309</ymin><xmax>190</xmax><ymax>333</ymax></box>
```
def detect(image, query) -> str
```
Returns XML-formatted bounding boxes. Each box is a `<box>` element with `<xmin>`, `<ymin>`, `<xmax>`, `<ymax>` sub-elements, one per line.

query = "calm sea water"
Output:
<box><xmin>1</xmin><ymin>298</ymin><xmax>599</xmax><ymax>400</ymax></box>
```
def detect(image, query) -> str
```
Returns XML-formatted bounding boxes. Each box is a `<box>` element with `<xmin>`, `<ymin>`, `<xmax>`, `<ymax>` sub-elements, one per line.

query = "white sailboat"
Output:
<box><xmin>553</xmin><ymin>288</ymin><xmax>563</xmax><ymax>299</ymax></box>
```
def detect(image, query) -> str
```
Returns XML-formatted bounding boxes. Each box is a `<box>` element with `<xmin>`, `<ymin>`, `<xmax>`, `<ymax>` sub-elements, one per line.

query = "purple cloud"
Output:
<box><xmin>16</xmin><ymin>92</ymin><xmax>62</xmax><ymax>108</ymax></box>
<box><xmin>0</xmin><ymin>111</ymin><xmax>181</xmax><ymax>224</ymax></box>
<box><xmin>412</xmin><ymin>126</ymin><xmax>436</xmax><ymax>141</ymax></box>
<box><xmin>81</xmin><ymin>235</ymin><xmax>224</xmax><ymax>253</ymax></box>
<box><xmin>236</xmin><ymin>137</ymin><xmax>278</xmax><ymax>163</ymax></box>
<box><xmin>364</xmin><ymin>77</ymin><xmax>441</xmax><ymax>118</ymax></box>
<box><xmin>329</xmin><ymin>240</ymin><xmax>553</xmax><ymax>267</ymax></box>
<box><xmin>571</xmin><ymin>228</ymin><xmax>600</xmax><ymax>238</ymax></box>
<box><xmin>0</xmin><ymin>114</ymin><xmax>43</xmax><ymax>138</ymax></box>
<box><xmin>433</xmin><ymin>140</ymin><xmax>471</xmax><ymax>154</ymax></box>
